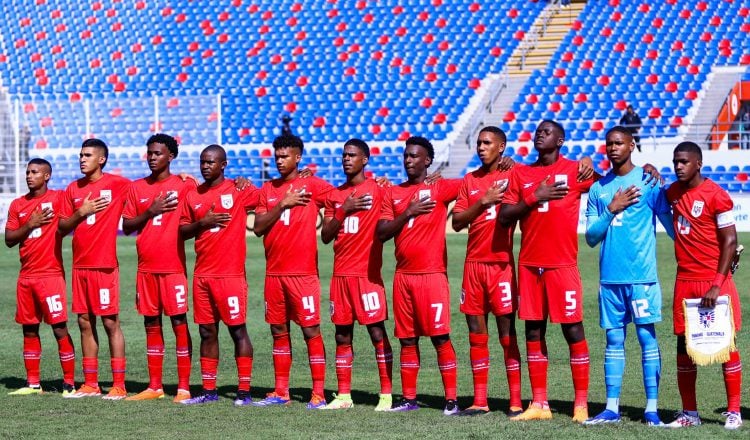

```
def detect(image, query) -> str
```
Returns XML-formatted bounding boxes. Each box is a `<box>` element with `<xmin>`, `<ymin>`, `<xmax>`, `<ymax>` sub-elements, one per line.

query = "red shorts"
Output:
<box><xmin>329</xmin><ymin>275</ymin><xmax>388</xmax><ymax>325</ymax></box>
<box><xmin>393</xmin><ymin>272</ymin><xmax>451</xmax><ymax>338</ymax></box>
<box><xmin>15</xmin><ymin>276</ymin><xmax>68</xmax><ymax>325</ymax></box>
<box><xmin>264</xmin><ymin>275</ymin><xmax>321</xmax><ymax>327</ymax></box>
<box><xmin>517</xmin><ymin>265</ymin><xmax>583</xmax><ymax>324</ymax></box>
<box><xmin>72</xmin><ymin>268</ymin><xmax>120</xmax><ymax>316</ymax></box>
<box><xmin>460</xmin><ymin>261</ymin><xmax>517</xmax><ymax>316</ymax></box>
<box><xmin>673</xmin><ymin>278</ymin><xmax>742</xmax><ymax>335</ymax></box>
<box><xmin>193</xmin><ymin>276</ymin><xmax>247</xmax><ymax>326</ymax></box>
<box><xmin>136</xmin><ymin>272</ymin><xmax>189</xmax><ymax>317</ymax></box>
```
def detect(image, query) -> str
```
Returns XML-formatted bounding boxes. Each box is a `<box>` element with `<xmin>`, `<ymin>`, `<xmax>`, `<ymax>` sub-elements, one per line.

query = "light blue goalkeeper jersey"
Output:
<box><xmin>585</xmin><ymin>166</ymin><xmax>674</xmax><ymax>284</ymax></box>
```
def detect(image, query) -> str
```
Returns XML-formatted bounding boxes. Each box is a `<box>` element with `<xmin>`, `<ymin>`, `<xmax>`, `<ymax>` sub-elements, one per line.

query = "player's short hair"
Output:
<box><xmin>344</xmin><ymin>138</ymin><xmax>370</xmax><ymax>158</ymax></box>
<box><xmin>605</xmin><ymin>126</ymin><xmax>633</xmax><ymax>140</ymax></box>
<box><xmin>272</xmin><ymin>134</ymin><xmax>304</xmax><ymax>154</ymax></box>
<box><xmin>674</xmin><ymin>141</ymin><xmax>702</xmax><ymax>160</ymax></box>
<box><xmin>405</xmin><ymin>136</ymin><xmax>434</xmax><ymax>161</ymax></box>
<box><xmin>147</xmin><ymin>133</ymin><xmax>179</xmax><ymax>158</ymax></box>
<box><xmin>81</xmin><ymin>138</ymin><xmax>108</xmax><ymax>168</ymax></box>
<box><xmin>202</xmin><ymin>144</ymin><xmax>227</xmax><ymax>161</ymax></box>
<box><xmin>540</xmin><ymin>120</ymin><xmax>565</xmax><ymax>139</ymax></box>
<box><xmin>479</xmin><ymin>126</ymin><xmax>507</xmax><ymax>144</ymax></box>
<box><xmin>28</xmin><ymin>157</ymin><xmax>52</xmax><ymax>173</ymax></box>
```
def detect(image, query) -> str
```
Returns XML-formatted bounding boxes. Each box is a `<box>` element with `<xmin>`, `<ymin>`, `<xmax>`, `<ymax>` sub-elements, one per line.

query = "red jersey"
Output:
<box><xmin>454</xmin><ymin>167</ymin><xmax>515</xmax><ymax>263</ymax></box>
<box><xmin>380</xmin><ymin>178</ymin><xmax>461</xmax><ymax>274</ymax></box>
<box><xmin>60</xmin><ymin>173</ymin><xmax>131</xmax><ymax>269</ymax></box>
<box><xmin>6</xmin><ymin>190</ymin><xmax>64</xmax><ymax>277</ymax></box>
<box><xmin>666</xmin><ymin>179</ymin><xmax>734</xmax><ymax>280</ymax></box>
<box><xmin>323</xmin><ymin>178</ymin><xmax>384</xmax><ymax>278</ymax></box>
<box><xmin>179</xmin><ymin>179</ymin><xmax>259</xmax><ymax>277</ymax></box>
<box><xmin>503</xmin><ymin>157</ymin><xmax>593</xmax><ymax>268</ymax></box>
<box><xmin>123</xmin><ymin>175</ymin><xmax>197</xmax><ymax>274</ymax></box>
<box><xmin>256</xmin><ymin>175</ymin><xmax>334</xmax><ymax>276</ymax></box>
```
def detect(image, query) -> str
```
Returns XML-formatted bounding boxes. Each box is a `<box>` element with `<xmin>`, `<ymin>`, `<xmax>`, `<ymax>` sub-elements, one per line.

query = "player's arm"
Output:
<box><xmin>585</xmin><ymin>185</ymin><xmax>640</xmax><ymax>247</ymax></box>
<box><xmin>452</xmin><ymin>182</ymin><xmax>505</xmax><ymax>232</ymax></box>
<box><xmin>179</xmin><ymin>203</ymin><xmax>231</xmax><ymax>240</ymax></box>
<box><xmin>58</xmin><ymin>192</ymin><xmax>109</xmax><ymax>236</ymax></box>
<box><xmin>122</xmin><ymin>192</ymin><xmax>178</xmax><ymax>235</ymax></box>
<box><xmin>4</xmin><ymin>206</ymin><xmax>54</xmax><ymax>247</ymax></box>
<box><xmin>499</xmin><ymin>176</ymin><xmax>567</xmax><ymax>227</ymax></box>
<box><xmin>376</xmin><ymin>195</ymin><xmax>436</xmax><ymax>242</ymax></box>
<box><xmin>253</xmin><ymin>186</ymin><xmax>311</xmax><ymax>237</ymax></box>
<box><xmin>321</xmin><ymin>190</ymin><xmax>372</xmax><ymax>244</ymax></box>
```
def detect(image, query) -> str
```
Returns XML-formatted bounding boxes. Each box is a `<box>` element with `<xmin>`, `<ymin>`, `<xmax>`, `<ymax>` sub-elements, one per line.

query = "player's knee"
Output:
<box><xmin>301</xmin><ymin>325</ymin><xmax>321</xmax><ymax>340</ymax></box>
<box><xmin>430</xmin><ymin>334</ymin><xmax>451</xmax><ymax>347</ymax></box>
<box><xmin>198</xmin><ymin>324</ymin><xmax>219</xmax><ymax>341</ymax></box>
<box><xmin>635</xmin><ymin>323</ymin><xmax>657</xmax><ymax>348</ymax></box>
<box><xmin>605</xmin><ymin>327</ymin><xmax>626</xmax><ymax>348</ymax></box>
<box><xmin>51</xmin><ymin>323</ymin><xmax>69</xmax><ymax>340</ymax></box>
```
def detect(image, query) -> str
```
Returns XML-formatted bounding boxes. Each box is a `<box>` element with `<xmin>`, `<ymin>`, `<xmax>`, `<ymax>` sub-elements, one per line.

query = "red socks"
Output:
<box><xmin>723</xmin><ymin>350</ymin><xmax>742</xmax><ymax>413</ymax></box>
<box><xmin>436</xmin><ymin>340</ymin><xmax>458</xmax><ymax>401</ymax></box>
<box><xmin>676</xmin><ymin>353</ymin><xmax>698</xmax><ymax>411</ymax></box>
<box><xmin>82</xmin><ymin>357</ymin><xmax>99</xmax><ymax>388</ymax></box>
<box><xmin>272</xmin><ymin>332</ymin><xmax>292</xmax><ymax>396</ymax></box>
<box><xmin>236</xmin><ymin>356</ymin><xmax>253</xmax><ymax>392</ymax></box>
<box><xmin>22</xmin><ymin>336</ymin><xmax>42</xmax><ymax>386</ymax></box>
<box><xmin>500</xmin><ymin>335</ymin><xmax>522</xmax><ymax>409</ymax></box>
<box><xmin>56</xmin><ymin>334</ymin><xmax>76</xmax><ymax>386</ymax></box>
<box><xmin>173</xmin><ymin>322</ymin><xmax>192</xmax><ymax>391</ymax></box>
<box><xmin>526</xmin><ymin>340</ymin><xmax>548</xmax><ymax>404</ymax></box>
<box><xmin>335</xmin><ymin>344</ymin><xmax>353</xmax><ymax>394</ymax></box>
<box><xmin>200</xmin><ymin>357</ymin><xmax>218</xmax><ymax>391</ymax></box>
<box><xmin>469</xmin><ymin>333</ymin><xmax>490</xmax><ymax>407</ymax></box>
<box><xmin>569</xmin><ymin>339</ymin><xmax>589</xmax><ymax>408</ymax></box>
<box><xmin>145</xmin><ymin>324</ymin><xmax>164</xmax><ymax>390</ymax></box>
<box><xmin>373</xmin><ymin>339</ymin><xmax>393</xmax><ymax>394</ymax></box>
<box><xmin>400</xmin><ymin>344</ymin><xmax>420</xmax><ymax>400</ymax></box>
<box><xmin>305</xmin><ymin>334</ymin><xmax>326</xmax><ymax>397</ymax></box>
<box><xmin>111</xmin><ymin>357</ymin><xmax>126</xmax><ymax>389</ymax></box>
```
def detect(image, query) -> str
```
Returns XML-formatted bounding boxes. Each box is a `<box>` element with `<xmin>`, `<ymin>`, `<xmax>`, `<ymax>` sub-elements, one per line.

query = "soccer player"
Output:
<box><xmin>499</xmin><ymin>120</ymin><xmax>595</xmax><ymax>422</ymax></box>
<box><xmin>320</xmin><ymin>138</ymin><xmax>393</xmax><ymax>411</ymax></box>
<box><xmin>121</xmin><ymin>134</ymin><xmax>195</xmax><ymax>403</ymax></box>
<box><xmin>377</xmin><ymin>136</ymin><xmax>462</xmax><ymax>415</ymax></box>
<box><xmin>451</xmin><ymin>126</ymin><xmax>522</xmax><ymax>416</ymax></box>
<box><xmin>58</xmin><ymin>138</ymin><xmax>131</xmax><ymax>399</ymax></box>
<box><xmin>252</xmin><ymin>134</ymin><xmax>334</xmax><ymax>409</ymax></box>
<box><xmin>5</xmin><ymin>159</ymin><xmax>75</xmax><ymax>396</ymax></box>
<box><xmin>583</xmin><ymin>127</ymin><xmax>674</xmax><ymax>426</ymax></box>
<box><xmin>664</xmin><ymin>142</ymin><xmax>743</xmax><ymax>430</ymax></box>
<box><xmin>177</xmin><ymin>144</ymin><xmax>258</xmax><ymax>406</ymax></box>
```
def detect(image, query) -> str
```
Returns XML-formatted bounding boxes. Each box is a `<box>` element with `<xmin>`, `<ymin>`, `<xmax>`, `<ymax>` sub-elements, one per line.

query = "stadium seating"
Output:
<box><xmin>2</xmin><ymin>1</ymin><xmax>749</xmax><ymax>192</ymax></box>
<box><xmin>0</xmin><ymin>0</ymin><xmax>544</xmax><ymax>151</ymax></box>
<box><xmin>505</xmin><ymin>0</ymin><xmax>750</xmax><ymax>143</ymax></box>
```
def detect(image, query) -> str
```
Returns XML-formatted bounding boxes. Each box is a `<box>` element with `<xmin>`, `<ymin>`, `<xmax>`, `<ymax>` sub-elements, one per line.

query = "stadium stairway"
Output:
<box><xmin>508</xmin><ymin>1</ymin><xmax>585</xmax><ymax>76</ymax></box>
<box><xmin>441</xmin><ymin>76</ymin><xmax>528</xmax><ymax>178</ymax></box>
<box><xmin>441</xmin><ymin>1</ymin><xmax>586</xmax><ymax>177</ymax></box>
<box><xmin>683</xmin><ymin>65</ymin><xmax>748</xmax><ymax>146</ymax></box>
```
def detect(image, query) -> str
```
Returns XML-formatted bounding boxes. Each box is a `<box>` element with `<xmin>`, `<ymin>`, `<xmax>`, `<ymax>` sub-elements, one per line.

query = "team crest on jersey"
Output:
<box><xmin>496</xmin><ymin>179</ymin><xmax>508</xmax><ymax>188</ymax></box>
<box><xmin>691</xmin><ymin>200</ymin><xmax>704</xmax><ymax>218</ymax></box>
<box><xmin>699</xmin><ymin>309</ymin><xmax>715</xmax><ymax>329</ymax></box>
<box><xmin>221</xmin><ymin>194</ymin><xmax>233</xmax><ymax>209</ymax></box>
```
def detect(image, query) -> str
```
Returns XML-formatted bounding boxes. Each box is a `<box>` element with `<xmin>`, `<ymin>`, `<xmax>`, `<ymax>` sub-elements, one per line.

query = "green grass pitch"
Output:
<box><xmin>0</xmin><ymin>233</ymin><xmax>747</xmax><ymax>439</ymax></box>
